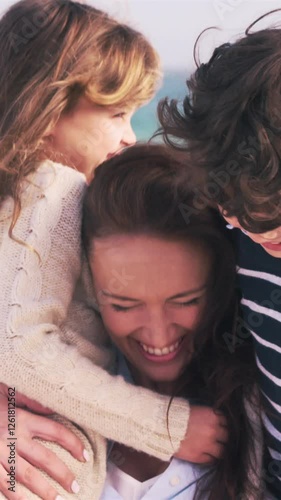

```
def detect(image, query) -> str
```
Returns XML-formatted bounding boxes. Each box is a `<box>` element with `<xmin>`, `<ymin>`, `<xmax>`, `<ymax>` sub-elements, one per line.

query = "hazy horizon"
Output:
<box><xmin>1</xmin><ymin>0</ymin><xmax>281</xmax><ymax>72</ymax></box>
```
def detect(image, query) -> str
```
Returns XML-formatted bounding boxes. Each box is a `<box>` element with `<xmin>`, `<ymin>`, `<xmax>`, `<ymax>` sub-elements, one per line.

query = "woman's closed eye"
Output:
<box><xmin>111</xmin><ymin>298</ymin><xmax>202</xmax><ymax>312</ymax></box>
<box><xmin>172</xmin><ymin>297</ymin><xmax>201</xmax><ymax>308</ymax></box>
<box><xmin>111</xmin><ymin>303</ymin><xmax>138</xmax><ymax>312</ymax></box>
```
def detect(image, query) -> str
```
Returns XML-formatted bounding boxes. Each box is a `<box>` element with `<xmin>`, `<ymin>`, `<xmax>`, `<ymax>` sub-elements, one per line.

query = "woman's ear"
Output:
<box><xmin>80</xmin><ymin>254</ymin><xmax>101</xmax><ymax>313</ymax></box>
<box><xmin>92</xmin><ymin>298</ymin><xmax>101</xmax><ymax>314</ymax></box>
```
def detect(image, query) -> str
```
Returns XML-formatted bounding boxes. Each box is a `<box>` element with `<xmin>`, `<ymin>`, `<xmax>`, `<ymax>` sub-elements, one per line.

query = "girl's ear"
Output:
<box><xmin>42</xmin><ymin>121</ymin><xmax>56</xmax><ymax>140</ymax></box>
<box><xmin>40</xmin><ymin>129</ymin><xmax>56</xmax><ymax>163</ymax></box>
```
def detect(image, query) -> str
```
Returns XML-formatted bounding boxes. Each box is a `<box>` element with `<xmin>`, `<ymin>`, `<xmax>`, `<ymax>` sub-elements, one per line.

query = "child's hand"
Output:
<box><xmin>175</xmin><ymin>405</ymin><xmax>228</xmax><ymax>463</ymax></box>
<box><xmin>0</xmin><ymin>393</ymin><xmax>89</xmax><ymax>500</ymax></box>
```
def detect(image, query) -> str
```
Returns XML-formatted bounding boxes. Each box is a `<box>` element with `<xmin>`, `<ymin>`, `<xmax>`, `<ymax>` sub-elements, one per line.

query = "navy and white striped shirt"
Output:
<box><xmin>235</xmin><ymin>230</ymin><xmax>281</xmax><ymax>498</ymax></box>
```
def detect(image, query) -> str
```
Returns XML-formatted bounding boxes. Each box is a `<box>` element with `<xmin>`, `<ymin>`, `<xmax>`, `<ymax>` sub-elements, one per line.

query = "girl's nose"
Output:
<box><xmin>122</xmin><ymin>123</ymin><xmax>136</xmax><ymax>146</ymax></box>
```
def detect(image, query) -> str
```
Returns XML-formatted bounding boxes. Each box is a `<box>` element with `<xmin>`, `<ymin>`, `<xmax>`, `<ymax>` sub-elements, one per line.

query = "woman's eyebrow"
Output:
<box><xmin>101</xmin><ymin>290</ymin><xmax>140</xmax><ymax>302</ymax></box>
<box><xmin>168</xmin><ymin>286</ymin><xmax>206</xmax><ymax>301</ymax></box>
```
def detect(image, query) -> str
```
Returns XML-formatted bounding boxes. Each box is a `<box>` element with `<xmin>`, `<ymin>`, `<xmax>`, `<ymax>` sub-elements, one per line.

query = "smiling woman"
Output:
<box><xmin>82</xmin><ymin>143</ymin><xmax>263</xmax><ymax>500</ymax></box>
<box><xmin>92</xmin><ymin>235</ymin><xmax>210</xmax><ymax>394</ymax></box>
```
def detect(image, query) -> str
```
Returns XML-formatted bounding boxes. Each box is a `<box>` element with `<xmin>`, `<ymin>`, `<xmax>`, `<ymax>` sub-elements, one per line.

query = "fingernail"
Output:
<box><xmin>71</xmin><ymin>480</ymin><xmax>80</xmax><ymax>494</ymax></box>
<box><xmin>83</xmin><ymin>448</ymin><xmax>90</xmax><ymax>462</ymax></box>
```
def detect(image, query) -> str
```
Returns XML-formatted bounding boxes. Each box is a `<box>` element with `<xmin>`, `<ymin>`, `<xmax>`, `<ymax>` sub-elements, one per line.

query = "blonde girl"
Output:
<box><xmin>0</xmin><ymin>1</ymin><xmax>227</xmax><ymax>499</ymax></box>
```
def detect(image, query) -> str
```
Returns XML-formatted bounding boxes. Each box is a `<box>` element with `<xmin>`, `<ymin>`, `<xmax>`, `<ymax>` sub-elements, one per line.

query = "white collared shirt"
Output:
<box><xmin>100</xmin><ymin>350</ymin><xmax>211</xmax><ymax>499</ymax></box>
<box><xmin>100</xmin><ymin>456</ymin><xmax>210</xmax><ymax>499</ymax></box>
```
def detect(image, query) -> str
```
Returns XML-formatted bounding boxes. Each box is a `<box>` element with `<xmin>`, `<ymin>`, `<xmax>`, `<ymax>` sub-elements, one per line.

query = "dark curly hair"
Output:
<box><xmin>157</xmin><ymin>10</ymin><xmax>281</xmax><ymax>234</ymax></box>
<box><xmin>83</xmin><ymin>143</ymin><xmax>259</xmax><ymax>500</ymax></box>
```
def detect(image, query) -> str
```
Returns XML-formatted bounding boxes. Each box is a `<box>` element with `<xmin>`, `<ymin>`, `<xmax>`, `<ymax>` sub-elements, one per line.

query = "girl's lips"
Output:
<box><xmin>261</xmin><ymin>242</ymin><xmax>281</xmax><ymax>251</ymax></box>
<box><xmin>107</xmin><ymin>148</ymin><xmax>124</xmax><ymax>160</ymax></box>
<box><xmin>136</xmin><ymin>338</ymin><xmax>184</xmax><ymax>363</ymax></box>
<box><xmin>106</xmin><ymin>153</ymin><xmax>116</xmax><ymax>160</ymax></box>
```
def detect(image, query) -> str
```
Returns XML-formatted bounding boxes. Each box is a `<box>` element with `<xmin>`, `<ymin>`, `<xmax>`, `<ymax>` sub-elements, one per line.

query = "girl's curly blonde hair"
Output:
<box><xmin>0</xmin><ymin>0</ymin><xmax>161</xmax><ymax>229</ymax></box>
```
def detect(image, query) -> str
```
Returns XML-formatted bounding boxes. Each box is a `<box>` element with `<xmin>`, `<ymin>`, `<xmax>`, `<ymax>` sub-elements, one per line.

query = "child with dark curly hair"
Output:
<box><xmin>158</xmin><ymin>10</ymin><xmax>281</xmax><ymax>499</ymax></box>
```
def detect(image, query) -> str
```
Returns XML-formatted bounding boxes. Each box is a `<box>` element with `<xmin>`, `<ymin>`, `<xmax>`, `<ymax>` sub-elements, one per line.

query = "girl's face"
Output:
<box><xmin>45</xmin><ymin>96</ymin><xmax>137</xmax><ymax>181</ymax></box>
<box><xmin>90</xmin><ymin>235</ymin><xmax>211</xmax><ymax>389</ymax></box>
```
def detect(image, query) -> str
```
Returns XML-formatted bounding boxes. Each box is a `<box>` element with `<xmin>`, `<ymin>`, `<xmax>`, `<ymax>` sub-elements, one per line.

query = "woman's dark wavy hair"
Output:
<box><xmin>83</xmin><ymin>143</ymin><xmax>259</xmax><ymax>500</ymax></box>
<box><xmin>158</xmin><ymin>10</ymin><xmax>281</xmax><ymax>233</ymax></box>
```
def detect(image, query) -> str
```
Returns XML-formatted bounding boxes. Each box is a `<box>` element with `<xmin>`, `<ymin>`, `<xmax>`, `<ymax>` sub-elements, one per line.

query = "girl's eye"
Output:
<box><xmin>111</xmin><ymin>304</ymin><xmax>134</xmax><ymax>312</ymax></box>
<box><xmin>173</xmin><ymin>298</ymin><xmax>200</xmax><ymax>308</ymax></box>
<box><xmin>113</xmin><ymin>112</ymin><xmax>125</xmax><ymax>119</ymax></box>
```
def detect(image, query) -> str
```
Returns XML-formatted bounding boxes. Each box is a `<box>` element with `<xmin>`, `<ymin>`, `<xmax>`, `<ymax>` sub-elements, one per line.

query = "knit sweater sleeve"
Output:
<box><xmin>0</xmin><ymin>161</ymin><xmax>189</xmax><ymax>461</ymax></box>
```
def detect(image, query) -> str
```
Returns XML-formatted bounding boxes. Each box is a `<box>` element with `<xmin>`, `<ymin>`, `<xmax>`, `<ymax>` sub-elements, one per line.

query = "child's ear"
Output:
<box><xmin>40</xmin><ymin>129</ymin><xmax>55</xmax><ymax>161</ymax></box>
<box><xmin>41</xmin><ymin>134</ymin><xmax>54</xmax><ymax>148</ymax></box>
<box><xmin>42</xmin><ymin>118</ymin><xmax>58</xmax><ymax>140</ymax></box>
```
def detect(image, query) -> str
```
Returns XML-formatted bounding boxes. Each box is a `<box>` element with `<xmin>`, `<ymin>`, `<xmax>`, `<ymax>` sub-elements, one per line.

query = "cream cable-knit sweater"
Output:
<box><xmin>0</xmin><ymin>161</ymin><xmax>190</xmax><ymax>499</ymax></box>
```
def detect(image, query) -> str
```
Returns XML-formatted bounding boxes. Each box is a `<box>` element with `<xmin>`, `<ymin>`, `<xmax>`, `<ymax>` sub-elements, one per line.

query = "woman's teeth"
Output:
<box><xmin>139</xmin><ymin>338</ymin><xmax>183</xmax><ymax>356</ymax></box>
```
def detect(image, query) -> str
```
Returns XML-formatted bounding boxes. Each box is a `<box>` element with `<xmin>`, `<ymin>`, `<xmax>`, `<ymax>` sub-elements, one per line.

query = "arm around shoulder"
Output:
<box><xmin>0</xmin><ymin>161</ymin><xmax>190</xmax><ymax>460</ymax></box>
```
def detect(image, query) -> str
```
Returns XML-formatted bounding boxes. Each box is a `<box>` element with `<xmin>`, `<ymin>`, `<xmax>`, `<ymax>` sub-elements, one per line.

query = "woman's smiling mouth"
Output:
<box><xmin>137</xmin><ymin>337</ymin><xmax>184</xmax><ymax>362</ymax></box>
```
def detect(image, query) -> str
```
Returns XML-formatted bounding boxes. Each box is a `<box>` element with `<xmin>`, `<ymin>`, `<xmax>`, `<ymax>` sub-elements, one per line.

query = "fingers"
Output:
<box><xmin>216</xmin><ymin>425</ymin><xmax>228</xmax><ymax>444</ymax></box>
<box><xmin>0</xmin><ymin>461</ymin><xmax>26</xmax><ymax>500</ymax></box>
<box><xmin>206</xmin><ymin>410</ymin><xmax>229</xmax><ymax>446</ymax></box>
<box><xmin>208</xmin><ymin>409</ymin><xmax>227</xmax><ymax>428</ymax></box>
<box><xmin>205</xmin><ymin>418</ymin><xmax>228</xmax><ymax>461</ymax></box>
<box><xmin>19</xmin><ymin>410</ymin><xmax>88</xmax><ymax>463</ymax></box>
<box><xmin>213</xmin><ymin>439</ymin><xmax>227</xmax><ymax>459</ymax></box>
<box><xmin>192</xmin><ymin>441</ymin><xmax>227</xmax><ymax>464</ymax></box>
<box><xmin>175</xmin><ymin>404</ymin><xmax>230</xmax><ymax>463</ymax></box>
<box><xmin>217</xmin><ymin>413</ymin><xmax>228</xmax><ymax>429</ymax></box>
<box><xmin>20</xmin><ymin>438</ymin><xmax>77</xmax><ymax>495</ymax></box>
<box><xmin>0</xmin><ymin>383</ymin><xmax>9</xmax><ymax>398</ymax></box>
<box><xmin>0</xmin><ymin>385</ymin><xmax>53</xmax><ymax>415</ymax></box>
<box><xmin>16</xmin><ymin>454</ymin><xmax>65</xmax><ymax>500</ymax></box>
<box><xmin>0</xmin><ymin>440</ymin><xmax>58</xmax><ymax>500</ymax></box>
<box><xmin>16</xmin><ymin>393</ymin><xmax>54</xmax><ymax>415</ymax></box>
<box><xmin>26</xmin><ymin>412</ymin><xmax>88</xmax><ymax>463</ymax></box>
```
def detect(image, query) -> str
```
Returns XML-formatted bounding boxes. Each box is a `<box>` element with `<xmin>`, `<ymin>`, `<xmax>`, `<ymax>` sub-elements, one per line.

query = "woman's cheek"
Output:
<box><xmin>100</xmin><ymin>310</ymin><xmax>139</xmax><ymax>338</ymax></box>
<box><xmin>169</xmin><ymin>306</ymin><xmax>202</xmax><ymax>330</ymax></box>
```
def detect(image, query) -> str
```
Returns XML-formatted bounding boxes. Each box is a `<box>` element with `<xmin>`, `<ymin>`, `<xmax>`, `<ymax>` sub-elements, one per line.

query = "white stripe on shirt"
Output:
<box><xmin>269</xmin><ymin>447</ymin><xmax>281</xmax><ymax>461</ymax></box>
<box><xmin>250</xmin><ymin>329</ymin><xmax>281</xmax><ymax>354</ymax></box>
<box><xmin>237</xmin><ymin>267</ymin><xmax>281</xmax><ymax>287</ymax></box>
<box><xmin>262</xmin><ymin>413</ymin><xmax>281</xmax><ymax>442</ymax></box>
<box><xmin>241</xmin><ymin>298</ymin><xmax>281</xmax><ymax>323</ymax></box>
<box><xmin>261</xmin><ymin>390</ymin><xmax>281</xmax><ymax>413</ymax></box>
<box><xmin>256</xmin><ymin>355</ymin><xmax>281</xmax><ymax>387</ymax></box>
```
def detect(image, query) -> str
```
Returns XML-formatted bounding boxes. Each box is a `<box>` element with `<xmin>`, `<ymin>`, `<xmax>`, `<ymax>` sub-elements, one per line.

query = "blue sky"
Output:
<box><xmin>1</xmin><ymin>0</ymin><xmax>281</xmax><ymax>70</ymax></box>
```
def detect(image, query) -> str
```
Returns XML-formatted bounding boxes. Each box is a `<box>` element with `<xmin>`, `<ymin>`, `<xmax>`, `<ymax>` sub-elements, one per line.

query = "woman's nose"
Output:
<box><xmin>145</xmin><ymin>314</ymin><xmax>172</xmax><ymax>346</ymax></box>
